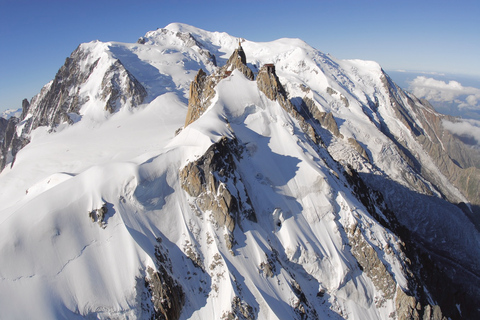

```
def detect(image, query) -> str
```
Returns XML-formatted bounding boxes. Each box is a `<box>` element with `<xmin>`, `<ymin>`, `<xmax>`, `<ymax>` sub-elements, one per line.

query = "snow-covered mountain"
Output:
<box><xmin>1</xmin><ymin>23</ymin><xmax>479</xmax><ymax>319</ymax></box>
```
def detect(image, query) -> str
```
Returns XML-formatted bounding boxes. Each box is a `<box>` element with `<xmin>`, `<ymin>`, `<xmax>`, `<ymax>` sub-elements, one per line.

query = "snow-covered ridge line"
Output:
<box><xmin>0</xmin><ymin>23</ymin><xmax>478</xmax><ymax>319</ymax></box>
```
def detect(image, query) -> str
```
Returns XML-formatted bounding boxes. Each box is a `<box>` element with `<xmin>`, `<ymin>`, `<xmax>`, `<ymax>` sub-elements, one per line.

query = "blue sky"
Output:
<box><xmin>1</xmin><ymin>0</ymin><xmax>479</xmax><ymax>112</ymax></box>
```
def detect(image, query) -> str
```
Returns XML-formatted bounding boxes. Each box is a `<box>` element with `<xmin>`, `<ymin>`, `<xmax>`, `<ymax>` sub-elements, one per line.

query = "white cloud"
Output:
<box><xmin>409</xmin><ymin>76</ymin><xmax>480</xmax><ymax>110</ymax></box>
<box><xmin>442</xmin><ymin>119</ymin><xmax>480</xmax><ymax>146</ymax></box>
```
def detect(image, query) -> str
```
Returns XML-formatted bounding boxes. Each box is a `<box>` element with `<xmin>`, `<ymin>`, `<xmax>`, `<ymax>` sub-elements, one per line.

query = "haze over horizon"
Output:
<box><xmin>1</xmin><ymin>0</ymin><xmax>479</xmax><ymax>115</ymax></box>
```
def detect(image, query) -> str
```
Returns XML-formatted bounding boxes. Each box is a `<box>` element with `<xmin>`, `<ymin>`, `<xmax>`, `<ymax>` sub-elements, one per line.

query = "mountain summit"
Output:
<box><xmin>0</xmin><ymin>23</ymin><xmax>479</xmax><ymax>319</ymax></box>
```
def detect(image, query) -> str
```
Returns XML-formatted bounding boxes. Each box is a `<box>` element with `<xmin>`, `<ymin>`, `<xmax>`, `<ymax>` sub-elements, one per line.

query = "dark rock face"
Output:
<box><xmin>0</xmin><ymin>116</ymin><xmax>28</xmax><ymax>171</ymax></box>
<box><xmin>23</xmin><ymin>45</ymin><xmax>146</xmax><ymax>131</ymax></box>
<box><xmin>24</xmin><ymin>48</ymin><xmax>101</xmax><ymax>132</ymax></box>
<box><xmin>407</xmin><ymin>96</ymin><xmax>480</xmax><ymax>221</ymax></box>
<box><xmin>184</xmin><ymin>68</ymin><xmax>217</xmax><ymax>127</ymax></box>
<box><xmin>184</xmin><ymin>44</ymin><xmax>254</xmax><ymax>127</ymax></box>
<box><xmin>256</xmin><ymin>65</ymin><xmax>319</xmax><ymax>144</ymax></box>
<box><xmin>222</xmin><ymin>44</ymin><xmax>254</xmax><ymax>81</ymax></box>
<box><xmin>101</xmin><ymin>60</ymin><xmax>147</xmax><ymax>113</ymax></box>
<box><xmin>0</xmin><ymin>118</ymin><xmax>7</xmax><ymax>144</ymax></box>
<box><xmin>0</xmin><ymin>99</ymin><xmax>33</xmax><ymax>170</ymax></box>
<box><xmin>342</xmin><ymin>165</ymin><xmax>471</xmax><ymax>320</ymax></box>
<box><xmin>180</xmin><ymin>137</ymin><xmax>256</xmax><ymax>250</ymax></box>
<box><xmin>0</xmin><ymin>44</ymin><xmax>147</xmax><ymax>173</ymax></box>
<box><xmin>290</xmin><ymin>280</ymin><xmax>318</xmax><ymax>319</ymax></box>
<box><xmin>300</xmin><ymin>96</ymin><xmax>342</xmax><ymax>138</ymax></box>
<box><xmin>88</xmin><ymin>204</ymin><xmax>108</xmax><ymax>228</ymax></box>
<box><xmin>221</xmin><ymin>296</ymin><xmax>256</xmax><ymax>320</ymax></box>
<box><xmin>146</xmin><ymin>238</ymin><xmax>185</xmax><ymax>320</ymax></box>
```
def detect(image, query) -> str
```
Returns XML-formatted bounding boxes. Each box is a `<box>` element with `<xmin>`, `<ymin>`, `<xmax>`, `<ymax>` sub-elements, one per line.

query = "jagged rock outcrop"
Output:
<box><xmin>299</xmin><ymin>96</ymin><xmax>342</xmax><ymax>138</ymax></box>
<box><xmin>22</xmin><ymin>45</ymin><xmax>147</xmax><ymax>129</ymax></box>
<box><xmin>146</xmin><ymin>238</ymin><xmax>185</xmax><ymax>320</ymax></box>
<box><xmin>0</xmin><ymin>45</ymin><xmax>147</xmax><ymax>173</ymax></box>
<box><xmin>0</xmin><ymin>99</ymin><xmax>33</xmax><ymax>170</ymax></box>
<box><xmin>0</xmin><ymin>117</ymin><xmax>10</xmax><ymax>170</ymax></box>
<box><xmin>101</xmin><ymin>60</ymin><xmax>147</xmax><ymax>113</ymax></box>
<box><xmin>347</xmin><ymin>223</ymin><xmax>397</xmax><ymax>302</ymax></box>
<box><xmin>221</xmin><ymin>296</ymin><xmax>256</xmax><ymax>320</ymax></box>
<box><xmin>347</xmin><ymin>137</ymin><xmax>370</xmax><ymax>161</ymax></box>
<box><xmin>22</xmin><ymin>46</ymin><xmax>100</xmax><ymax>132</ymax></box>
<box><xmin>180</xmin><ymin>137</ymin><xmax>256</xmax><ymax>250</ymax></box>
<box><xmin>343</xmin><ymin>165</ymin><xmax>458</xmax><ymax>320</ymax></box>
<box><xmin>0</xmin><ymin>117</ymin><xmax>8</xmax><ymax>144</ymax></box>
<box><xmin>256</xmin><ymin>64</ymin><xmax>287</xmax><ymax>102</ymax></box>
<box><xmin>222</xmin><ymin>43</ymin><xmax>254</xmax><ymax>81</ymax></box>
<box><xmin>256</xmin><ymin>65</ymin><xmax>319</xmax><ymax>144</ymax></box>
<box><xmin>184</xmin><ymin>68</ymin><xmax>217</xmax><ymax>127</ymax></box>
<box><xmin>0</xmin><ymin>116</ymin><xmax>29</xmax><ymax>171</ymax></box>
<box><xmin>184</xmin><ymin>44</ymin><xmax>254</xmax><ymax>127</ymax></box>
<box><xmin>290</xmin><ymin>280</ymin><xmax>319</xmax><ymax>319</ymax></box>
<box><xmin>88</xmin><ymin>204</ymin><xmax>108</xmax><ymax>228</ymax></box>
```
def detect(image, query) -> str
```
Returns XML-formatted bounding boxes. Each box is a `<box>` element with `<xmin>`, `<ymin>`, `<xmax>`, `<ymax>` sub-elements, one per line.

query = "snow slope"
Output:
<box><xmin>0</xmin><ymin>23</ymin><xmax>478</xmax><ymax>319</ymax></box>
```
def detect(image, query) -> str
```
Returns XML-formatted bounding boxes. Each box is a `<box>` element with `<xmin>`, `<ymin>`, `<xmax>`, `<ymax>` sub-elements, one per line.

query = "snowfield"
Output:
<box><xmin>0</xmin><ymin>23</ymin><xmax>478</xmax><ymax>319</ymax></box>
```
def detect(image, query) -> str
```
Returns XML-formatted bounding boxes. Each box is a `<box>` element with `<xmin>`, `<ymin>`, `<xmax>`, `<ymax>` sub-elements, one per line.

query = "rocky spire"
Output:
<box><xmin>256</xmin><ymin>64</ymin><xmax>320</xmax><ymax>144</ymax></box>
<box><xmin>222</xmin><ymin>41</ymin><xmax>254</xmax><ymax>80</ymax></box>
<box><xmin>184</xmin><ymin>43</ymin><xmax>255</xmax><ymax>127</ymax></box>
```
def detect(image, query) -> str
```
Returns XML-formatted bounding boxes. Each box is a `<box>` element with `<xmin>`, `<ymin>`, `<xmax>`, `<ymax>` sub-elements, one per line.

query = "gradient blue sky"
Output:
<box><xmin>1</xmin><ymin>0</ymin><xmax>479</xmax><ymax>112</ymax></box>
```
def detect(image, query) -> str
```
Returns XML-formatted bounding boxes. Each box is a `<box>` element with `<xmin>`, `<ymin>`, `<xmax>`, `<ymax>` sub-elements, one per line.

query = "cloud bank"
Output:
<box><xmin>409</xmin><ymin>76</ymin><xmax>480</xmax><ymax>110</ymax></box>
<box><xmin>443</xmin><ymin>118</ymin><xmax>480</xmax><ymax>147</ymax></box>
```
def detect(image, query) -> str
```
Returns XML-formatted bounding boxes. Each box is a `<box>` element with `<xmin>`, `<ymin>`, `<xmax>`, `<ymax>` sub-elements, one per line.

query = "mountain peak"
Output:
<box><xmin>0</xmin><ymin>24</ymin><xmax>479</xmax><ymax>319</ymax></box>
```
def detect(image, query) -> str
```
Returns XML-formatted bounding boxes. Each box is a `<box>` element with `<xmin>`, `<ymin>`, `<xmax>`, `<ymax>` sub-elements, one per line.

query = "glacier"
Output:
<box><xmin>0</xmin><ymin>23</ymin><xmax>479</xmax><ymax>319</ymax></box>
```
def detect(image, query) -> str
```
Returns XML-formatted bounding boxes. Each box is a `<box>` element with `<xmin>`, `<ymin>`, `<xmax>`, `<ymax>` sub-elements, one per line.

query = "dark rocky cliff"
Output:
<box><xmin>0</xmin><ymin>44</ymin><xmax>147</xmax><ymax>172</ymax></box>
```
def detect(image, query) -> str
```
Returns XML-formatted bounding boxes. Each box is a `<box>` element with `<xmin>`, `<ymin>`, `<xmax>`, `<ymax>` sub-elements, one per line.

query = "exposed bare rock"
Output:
<box><xmin>395</xmin><ymin>288</ymin><xmax>421</xmax><ymax>320</ymax></box>
<box><xmin>348</xmin><ymin>137</ymin><xmax>370</xmax><ymax>161</ymax></box>
<box><xmin>380</xmin><ymin>74</ymin><xmax>424</xmax><ymax>138</ymax></box>
<box><xmin>343</xmin><ymin>165</ymin><xmax>450</xmax><ymax>320</ymax></box>
<box><xmin>184</xmin><ymin>44</ymin><xmax>253</xmax><ymax>127</ymax></box>
<box><xmin>0</xmin><ymin>118</ymin><xmax>7</xmax><ymax>144</ymax></box>
<box><xmin>221</xmin><ymin>296</ymin><xmax>256</xmax><ymax>320</ymax></box>
<box><xmin>20</xmin><ymin>98</ymin><xmax>30</xmax><ymax>120</ymax></box>
<box><xmin>100</xmin><ymin>60</ymin><xmax>147</xmax><ymax>113</ymax></box>
<box><xmin>256</xmin><ymin>64</ymin><xmax>287</xmax><ymax>102</ymax></box>
<box><xmin>326</xmin><ymin>86</ymin><xmax>349</xmax><ymax>107</ymax></box>
<box><xmin>222</xmin><ymin>43</ymin><xmax>254</xmax><ymax>80</ymax></box>
<box><xmin>407</xmin><ymin>96</ymin><xmax>480</xmax><ymax>218</ymax></box>
<box><xmin>88</xmin><ymin>204</ymin><xmax>109</xmax><ymax>228</ymax></box>
<box><xmin>347</xmin><ymin>222</ymin><xmax>397</xmax><ymax>301</ymax></box>
<box><xmin>0</xmin><ymin>116</ymin><xmax>29</xmax><ymax>171</ymax></box>
<box><xmin>301</xmin><ymin>96</ymin><xmax>342</xmax><ymax>138</ymax></box>
<box><xmin>23</xmin><ymin>47</ymin><xmax>101</xmax><ymax>131</ymax></box>
<box><xmin>290</xmin><ymin>280</ymin><xmax>318</xmax><ymax>319</ymax></box>
<box><xmin>256</xmin><ymin>65</ymin><xmax>320</xmax><ymax>144</ymax></box>
<box><xmin>259</xmin><ymin>253</ymin><xmax>276</xmax><ymax>278</ymax></box>
<box><xmin>0</xmin><ymin>45</ymin><xmax>147</xmax><ymax>173</ymax></box>
<box><xmin>184</xmin><ymin>69</ymin><xmax>217</xmax><ymax>126</ymax></box>
<box><xmin>146</xmin><ymin>238</ymin><xmax>185</xmax><ymax>320</ymax></box>
<box><xmin>180</xmin><ymin>137</ymin><xmax>256</xmax><ymax>249</ymax></box>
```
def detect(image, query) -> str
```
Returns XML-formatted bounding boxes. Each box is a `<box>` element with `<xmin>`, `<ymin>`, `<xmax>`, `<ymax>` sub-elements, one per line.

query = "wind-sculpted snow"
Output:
<box><xmin>0</xmin><ymin>23</ymin><xmax>478</xmax><ymax>319</ymax></box>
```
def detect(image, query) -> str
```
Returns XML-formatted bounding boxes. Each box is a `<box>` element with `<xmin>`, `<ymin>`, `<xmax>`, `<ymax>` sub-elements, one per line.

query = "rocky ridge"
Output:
<box><xmin>184</xmin><ymin>43</ymin><xmax>254</xmax><ymax>127</ymax></box>
<box><xmin>0</xmin><ymin>24</ymin><xmax>478</xmax><ymax>319</ymax></box>
<box><xmin>0</xmin><ymin>43</ymin><xmax>147</xmax><ymax>171</ymax></box>
<box><xmin>182</xmin><ymin>45</ymin><xmax>452</xmax><ymax>319</ymax></box>
<box><xmin>180</xmin><ymin>136</ymin><xmax>257</xmax><ymax>251</ymax></box>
